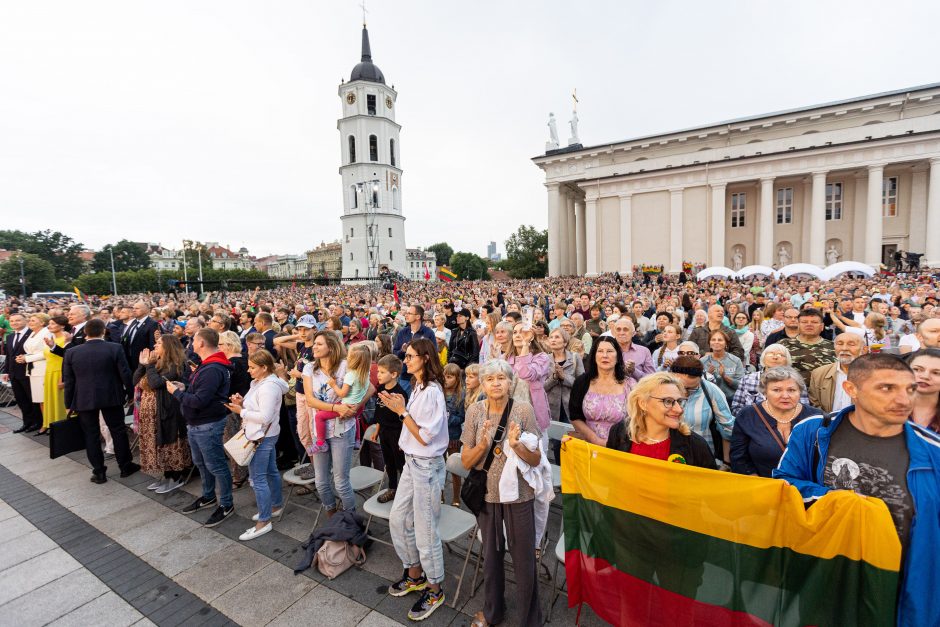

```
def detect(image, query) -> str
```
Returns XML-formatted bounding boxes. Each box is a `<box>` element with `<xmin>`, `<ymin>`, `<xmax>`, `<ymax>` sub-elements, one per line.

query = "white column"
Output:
<box><xmin>926</xmin><ymin>158</ymin><xmax>940</xmax><ymax>268</ymax></box>
<box><xmin>585</xmin><ymin>197</ymin><xmax>598</xmax><ymax>276</ymax></box>
<box><xmin>710</xmin><ymin>183</ymin><xmax>726</xmax><ymax>266</ymax></box>
<box><xmin>809</xmin><ymin>171</ymin><xmax>827</xmax><ymax>266</ymax></box>
<box><xmin>558</xmin><ymin>188</ymin><xmax>570</xmax><ymax>275</ymax></box>
<box><xmin>575</xmin><ymin>199</ymin><xmax>586</xmax><ymax>275</ymax></box>
<box><xmin>566</xmin><ymin>193</ymin><xmax>577</xmax><ymax>274</ymax></box>
<box><xmin>619</xmin><ymin>194</ymin><xmax>632</xmax><ymax>274</ymax></box>
<box><xmin>865</xmin><ymin>165</ymin><xmax>884</xmax><ymax>268</ymax></box>
<box><xmin>758</xmin><ymin>177</ymin><xmax>774</xmax><ymax>266</ymax></box>
<box><xmin>669</xmin><ymin>189</ymin><xmax>683</xmax><ymax>273</ymax></box>
<box><xmin>547</xmin><ymin>183</ymin><xmax>561</xmax><ymax>277</ymax></box>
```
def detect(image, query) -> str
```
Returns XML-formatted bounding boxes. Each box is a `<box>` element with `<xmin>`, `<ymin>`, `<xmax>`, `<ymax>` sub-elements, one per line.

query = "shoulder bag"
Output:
<box><xmin>460</xmin><ymin>399</ymin><xmax>513</xmax><ymax>516</ymax></box>
<box><xmin>316</xmin><ymin>540</ymin><xmax>366</xmax><ymax>580</ymax></box>
<box><xmin>224</xmin><ymin>418</ymin><xmax>273</xmax><ymax>466</ymax></box>
<box><xmin>751</xmin><ymin>403</ymin><xmax>787</xmax><ymax>453</ymax></box>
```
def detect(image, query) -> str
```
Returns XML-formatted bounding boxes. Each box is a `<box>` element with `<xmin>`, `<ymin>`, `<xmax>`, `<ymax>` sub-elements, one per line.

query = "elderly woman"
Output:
<box><xmin>506</xmin><ymin>321</ymin><xmax>551</xmax><ymax>437</ymax></box>
<box><xmin>569</xmin><ymin>336</ymin><xmax>632</xmax><ymax>446</ymax></box>
<box><xmin>481</xmin><ymin>321</ymin><xmax>513</xmax><ymax>364</ymax></box>
<box><xmin>544</xmin><ymin>328</ymin><xmax>584</xmax><ymax>423</ymax></box>
<box><xmin>461</xmin><ymin>360</ymin><xmax>544</xmax><ymax>627</ymax></box>
<box><xmin>670</xmin><ymin>356</ymin><xmax>734</xmax><ymax>464</ymax></box>
<box><xmin>18</xmin><ymin>313</ymin><xmax>51</xmax><ymax>418</ymax></box>
<box><xmin>700</xmin><ymin>328</ymin><xmax>745</xmax><ymax>403</ymax></box>
<box><xmin>730</xmin><ymin>366</ymin><xmax>821</xmax><ymax>477</ymax></box>
<box><xmin>558</xmin><ymin>318</ymin><xmax>585</xmax><ymax>355</ymax></box>
<box><xmin>730</xmin><ymin>343</ymin><xmax>809</xmax><ymax>415</ymax></box>
<box><xmin>606</xmin><ymin>372</ymin><xmax>717</xmax><ymax>468</ymax></box>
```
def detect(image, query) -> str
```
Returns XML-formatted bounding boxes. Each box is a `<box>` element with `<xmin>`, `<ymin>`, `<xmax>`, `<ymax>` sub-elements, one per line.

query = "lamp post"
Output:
<box><xmin>181</xmin><ymin>241</ymin><xmax>190</xmax><ymax>294</ymax></box>
<box><xmin>18</xmin><ymin>255</ymin><xmax>26</xmax><ymax>298</ymax></box>
<box><xmin>109</xmin><ymin>246</ymin><xmax>118</xmax><ymax>296</ymax></box>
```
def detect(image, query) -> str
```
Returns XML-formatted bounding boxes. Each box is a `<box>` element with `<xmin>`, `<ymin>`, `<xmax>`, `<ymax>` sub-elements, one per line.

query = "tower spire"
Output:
<box><xmin>361</xmin><ymin>26</ymin><xmax>372</xmax><ymax>62</ymax></box>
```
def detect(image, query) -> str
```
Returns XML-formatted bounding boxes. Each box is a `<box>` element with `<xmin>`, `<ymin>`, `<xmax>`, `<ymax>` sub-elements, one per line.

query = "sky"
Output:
<box><xmin>2</xmin><ymin>1</ymin><xmax>939</xmax><ymax>258</ymax></box>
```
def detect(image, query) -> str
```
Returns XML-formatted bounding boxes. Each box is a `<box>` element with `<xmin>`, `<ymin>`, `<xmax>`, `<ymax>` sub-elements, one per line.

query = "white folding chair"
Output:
<box><xmin>125</xmin><ymin>412</ymin><xmax>140</xmax><ymax>454</ymax></box>
<box><xmin>439</xmin><ymin>504</ymin><xmax>478</xmax><ymax>609</ymax></box>
<box><xmin>547</xmin><ymin>531</ymin><xmax>567</xmax><ymax>623</ymax></box>
<box><xmin>282</xmin><ymin>453</ymin><xmax>318</xmax><ymax>521</ymax></box>
<box><xmin>547</xmin><ymin>421</ymin><xmax>573</xmax><ymax>492</ymax></box>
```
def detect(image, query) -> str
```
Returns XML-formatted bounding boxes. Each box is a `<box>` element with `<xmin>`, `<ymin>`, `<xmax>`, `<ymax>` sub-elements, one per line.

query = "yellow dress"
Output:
<box><xmin>42</xmin><ymin>336</ymin><xmax>67</xmax><ymax>428</ymax></box>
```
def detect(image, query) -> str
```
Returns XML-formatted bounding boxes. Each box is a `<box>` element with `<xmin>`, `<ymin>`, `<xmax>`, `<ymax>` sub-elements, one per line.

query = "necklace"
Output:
<box><xmin>641</xmin><ymin>433</ymin><xmax>669</xmax><ymax>444</ymax></box>
<box><xmin>764</xmin><ymin>402</ymin><xmax>800</xmax><ymax>424</ymax></box>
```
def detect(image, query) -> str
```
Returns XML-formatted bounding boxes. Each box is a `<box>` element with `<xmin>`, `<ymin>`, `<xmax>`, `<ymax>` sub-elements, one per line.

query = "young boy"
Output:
<box><xmin>375</xmin><ymin>355</ymin><xmax>410</xmax><ymax>503</ymax></box>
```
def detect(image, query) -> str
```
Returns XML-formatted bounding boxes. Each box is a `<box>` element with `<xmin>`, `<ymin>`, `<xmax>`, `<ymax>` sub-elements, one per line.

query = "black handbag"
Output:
<box><xmin>49</xmin><ymin>412</ymin><xmax>87</xmax><ymax>459</ymax></box>
<box><xmin>460</xmin><ymin>399</ymin><xmax>513</xmax><ymax>516</ymax></box>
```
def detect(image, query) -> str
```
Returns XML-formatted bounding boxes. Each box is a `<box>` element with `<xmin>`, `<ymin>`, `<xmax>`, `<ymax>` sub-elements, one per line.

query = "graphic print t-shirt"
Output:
<box><xmin>823</xmin><ymin>417</ymin><xmax>913</xmax><ymax>545</ymax></box>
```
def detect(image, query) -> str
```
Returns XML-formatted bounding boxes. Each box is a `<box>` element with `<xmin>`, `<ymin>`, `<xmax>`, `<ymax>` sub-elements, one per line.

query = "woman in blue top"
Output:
<box><xmin>731</xmin><ymin>366</ymin><xmax>820</xmax><ymax>477</ymax></box>
<box><xmin>700</xmin><ymin>328</ymin><xmax>744</xmax><ymax>403</ymax></box>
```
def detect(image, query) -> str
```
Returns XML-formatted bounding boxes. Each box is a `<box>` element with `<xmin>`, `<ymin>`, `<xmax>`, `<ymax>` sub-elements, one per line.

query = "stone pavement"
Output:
<box><xmin>0</xmin><ymin>406</ymin><xmax>606</xmax><ymax>626</ymax></box>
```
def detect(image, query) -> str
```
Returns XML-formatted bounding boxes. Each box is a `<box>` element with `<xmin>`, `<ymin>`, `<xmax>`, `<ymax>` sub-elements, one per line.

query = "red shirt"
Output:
<box><xmin>630</xmin><ymin>438</ymin><xmax>671</xmax><ymax>461</ymax></box>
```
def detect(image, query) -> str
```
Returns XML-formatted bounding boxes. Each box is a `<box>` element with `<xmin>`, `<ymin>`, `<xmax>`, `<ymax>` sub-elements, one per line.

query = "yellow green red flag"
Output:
<box><xmin>438</xmin><ymin>266</ymin><xmax>457</xmax><ymax>282</ymax></box>
<box><xmin>560</xmin><ymin>437</ymin><xmax>901</xmax><ymax>626</ymax></box>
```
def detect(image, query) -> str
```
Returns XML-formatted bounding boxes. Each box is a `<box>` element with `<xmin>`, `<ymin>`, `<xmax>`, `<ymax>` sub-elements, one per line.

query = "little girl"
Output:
<box><xmin>310</xmin><ymin>343</ymin><xmax>371</xmax><ymax>454</ymax></box>
<box><xmin>463</xmin><ymin>363</ymin><xmax>484</xmax><ymax>411</ymax></box>
<box><xmin>442</xmin><ymin>363</ymin><xmax>466</xmax><ymax>507</ymax></box>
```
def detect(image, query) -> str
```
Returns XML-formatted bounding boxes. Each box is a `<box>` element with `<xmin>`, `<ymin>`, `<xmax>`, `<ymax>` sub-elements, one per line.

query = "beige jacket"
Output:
<box><xmin>808</xmin><ymin>362</ymin><xmax>840</xmax><ymax>414</ymax></box>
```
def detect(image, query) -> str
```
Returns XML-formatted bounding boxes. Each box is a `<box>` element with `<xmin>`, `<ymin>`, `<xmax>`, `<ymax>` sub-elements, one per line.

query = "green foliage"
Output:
<box><xmin>425</xmin><ymin>242</ymin><xmax>453</xmax><ymax>267</ymax></box>
<box><xmin>182</xmin><ymin>241</ymin><xmax>214</xmax><ymax>271</ymax></box>
<box><xmin>93</xmin><ymin>240</ymin><xmax>151</xmax><ymax>273</ymax></box>
<box><xmin>72</xmin><ymin>267</ymin><xmax>270</xmax><ymax>296</ymax></box>
<box><xmin>504</xmin><ymin>225</ymin><xmax>548</xmax><ymax>279</ymax></box>
<box><xmin>0</xmin><ymin>229</ymin><xmax>85</xmax><ymax>281</ymax></box>
<box><xmin>449</xmin><ymin>252</ymin><xmax>490</xmax><ymax>281</ymax></box>
<box><xmin>0</xmin><ymin>253</ymin><xmax>57</xmax><ymax>295</ymax></box>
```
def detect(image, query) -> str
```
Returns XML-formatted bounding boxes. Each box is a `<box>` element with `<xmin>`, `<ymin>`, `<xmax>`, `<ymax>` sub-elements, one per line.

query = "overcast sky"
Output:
<box><xmin>2</xmin><ymin>1</ymin><xmax>939</xmax><ymax>258</ymax></box>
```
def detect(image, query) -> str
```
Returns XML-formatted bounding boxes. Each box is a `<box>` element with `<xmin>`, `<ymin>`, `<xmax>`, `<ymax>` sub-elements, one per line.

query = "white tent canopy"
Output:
<box><xmin>736</xmin><ymin>265</ymin><xmax>777</xmax><ymax>279</ymax></box>
<box><xmin>697</xmin><ymin>266</ymin><xmax>736</xmax><ymax>281</ymax></box>
<box><xmin>821</xmin><ymin>261</ymin><xmax>876</xmax><ymax>280</ymax></box>
<box><xmin>778</xmin><ymin>263</ymin><xmax>825</xmax><ymax>278</ymax></box>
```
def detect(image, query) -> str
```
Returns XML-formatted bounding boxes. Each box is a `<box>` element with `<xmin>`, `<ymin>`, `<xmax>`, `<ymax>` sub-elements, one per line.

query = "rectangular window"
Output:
<box><xmin>775</xmin><ymin>187</ymin><xmax>793</xmax><ymax>224</ymax></box>
<box><xmin>350</xmin><ymin>253</ymin><xmax>354</xmax><ymax>261</ymax></box>
<box><xmin>369</xmin><ymin>135</ymin><xmax>378</xmax><ymax>162</ymax></box>
<box><xmin>825</xmin><ymin>182</ymin><xmax>843</xmax><ymax>220</ymax></box>
<box><xmin>389</xmin><ymin>250</ymin><xmax>393</xmax><ymax>261</ymax></box>
<box><xmin>731</xmin><ymin>192</ymin><xmax>746</xmax><ymax>228</ymax></box>
<box><xmin>388</xmin><ymin>227</ymin><xmax>392</xmax><ymax>237</ymax></box>
<box><xmin>350</xmin><ymin>227</ymin><xmax>354</xmax><ymax>237</ymax></box>
<box><xmin>882</xmin><ymin>176</ymin><xmax>898</xmax><ymax>217</ymax></box>
<box><xmin>367</xmin><ymin>95</ymin><xmax>376</xmax><ymax>115</ymax></box>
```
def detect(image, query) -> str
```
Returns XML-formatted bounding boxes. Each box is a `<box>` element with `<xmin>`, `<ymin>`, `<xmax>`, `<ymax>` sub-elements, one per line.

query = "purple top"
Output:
<box><xmin>508</xmin><ymin>352</ymin><xmax>551</xmax><ymax>431</ymax></box>
<box><xmin>582</xmin><ymin>385</ymin><xmax>630</xmax><ymax>442</ymax></box>
<box><xmin>621</xmin><ymin>341</ymin><xmax>655</xmax><ymax>382</ymax></box>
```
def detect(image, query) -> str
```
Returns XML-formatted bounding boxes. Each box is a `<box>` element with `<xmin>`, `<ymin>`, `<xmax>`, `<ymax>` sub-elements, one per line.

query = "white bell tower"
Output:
<box><xmin>339</xmin><ymin>23</ymin><xmax>407</xmax><ymax>281</ymax></box>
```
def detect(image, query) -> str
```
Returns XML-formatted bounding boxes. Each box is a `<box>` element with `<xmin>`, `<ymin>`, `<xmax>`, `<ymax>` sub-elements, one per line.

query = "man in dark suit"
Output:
<box><xmin>49</xmin><ymin>304</ymin><xmax>90</xmax><ymax>357</ymax></box>
<box><xmin>254</xmin><ymin>312</ymin><xmax>276</xmax><ymax>353</ymax></box>
<box><xmin>1</xmin><ymin>313</ymin><xmax>42</xmax><ymax>432</ymax></box>
<box><xmin>106</xmin><ymin>305</ymin><xmax>128</xmax><ymax>343</ymax></box>
<box><xmin>63</xmin><ymin>318</ymin><xmax>139</xmax><ymax>483</ymax></box>
<box><xmin>122</xmin><ymin>300</ymin><xmax>158</xmax><ymax>368</ymax></box>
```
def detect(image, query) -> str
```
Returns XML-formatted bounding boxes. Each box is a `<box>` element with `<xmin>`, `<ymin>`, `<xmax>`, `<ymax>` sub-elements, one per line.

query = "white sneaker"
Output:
<box><xmin>252</xmin><ymin>508</ymin><xmax>283</xmax><ymax>522</ymax></box>
<box><xmin>239</xmin><ymin>523</ymin><xmax>272</xmax><ymax>541</ymax></box>
<box><xmin>156</xmin><ymin>478</ymin><xmax>185</xmax><ymax>494</ymax></box>
<box><xmin>147</xmin><ymin>479</ymin><xmax>165</xmax><ymax>491</ymax></box>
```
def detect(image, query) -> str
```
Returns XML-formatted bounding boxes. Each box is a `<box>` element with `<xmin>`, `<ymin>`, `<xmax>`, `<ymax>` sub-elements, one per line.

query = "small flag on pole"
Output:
<box><xmin>438</xmin><ymin>266</ymin><xmax>457</xmax><ymax>282</ymax></box>
<box><xmin>424</xmin><ymin>267</ymin><xmax>431</xmax><ymax>281</ymax></box>
<box><xmin>73</xmin><ymin>287</ymin><xmax>85</xmax><ymax>301</ymax></box>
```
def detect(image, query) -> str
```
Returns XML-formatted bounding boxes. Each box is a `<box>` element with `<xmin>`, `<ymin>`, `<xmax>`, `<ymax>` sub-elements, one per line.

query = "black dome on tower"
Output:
<box><xmin>350</xmin><ymin>26</ymin><xmax>385</xmax><ymax>84</ymax></box>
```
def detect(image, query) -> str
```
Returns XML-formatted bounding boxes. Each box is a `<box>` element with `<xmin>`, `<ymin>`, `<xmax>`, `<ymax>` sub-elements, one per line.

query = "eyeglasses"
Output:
<box><xmin>677</xmin><ymin>351</ymin><xmax>699</xmax><ymax>356</ymax></box>
<box><xmin>650</xmin><ymin>396</ymin><xmax>687</xmax><ymax>409</ymax></box>
<box><xmin>403</xmin><ymin>353</ymin><xmax>418</xmax><ymax>361</ymax></box>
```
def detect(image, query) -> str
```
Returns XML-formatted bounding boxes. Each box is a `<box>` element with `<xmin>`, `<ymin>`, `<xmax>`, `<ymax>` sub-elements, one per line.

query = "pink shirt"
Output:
<box><xmin>508</xmin><ymin>352</ymin><xmax>552</xmax><ymax>431</ymax></box>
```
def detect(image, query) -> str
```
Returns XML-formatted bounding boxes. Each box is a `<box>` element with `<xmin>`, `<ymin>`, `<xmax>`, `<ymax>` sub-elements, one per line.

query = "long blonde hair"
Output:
<box><xmin>627</xmin><ymin>372</ymin><xmax>690</xmax><ymax>442</ymax></box>
<box><xmin>346</xmin><ymin>343</ymin><xmax>372</xmax><ymax>388</ymax></box>
<box><xmin>442</xmin><ymin>362</ymin><xmax>464</xmax><ymax>399</ymax></box>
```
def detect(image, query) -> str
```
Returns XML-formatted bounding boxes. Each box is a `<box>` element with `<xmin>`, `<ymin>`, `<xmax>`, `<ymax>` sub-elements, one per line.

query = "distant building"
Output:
<box><xmin>205</xmin><ymin>243</ymin><xmax>255</xmax><ymax>271</ymax></box>
<box><xmin>144</xmin><ymin>244</ymin><xmax>184</xmax><ymax>271</ymax></box>
<box><xmin>486</xmin><ymin>241</ymin><xmax>501</xmax><ymax>262</ymax></box>
<box><xmin>253</xmin><ymin>255</ymin><xmax>279</xmax><ymax>275</ymax></box>
<box><xmin>266</xmin><ymin>255</ymin><xmax>308</xmax><ymax>279</ymax></box>
<box><xmin>406</xmin><ymin>248</ymin><xmax>437</xmax><ymax>281</ymax></box>
<box><xmin>307</xmin><ymin>241</ymin><xmax>343</xmax><ymax>279</ymax></box>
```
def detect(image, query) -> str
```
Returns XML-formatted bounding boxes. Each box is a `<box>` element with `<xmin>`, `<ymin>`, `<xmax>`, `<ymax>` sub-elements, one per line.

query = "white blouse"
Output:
<box><xmin>399</xmin><ymin>381</ymin><xmax>449</xmax><ymax>457</ymax></box>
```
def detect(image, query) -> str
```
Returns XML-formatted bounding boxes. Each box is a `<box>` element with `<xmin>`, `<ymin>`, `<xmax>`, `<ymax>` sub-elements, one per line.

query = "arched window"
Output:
<box><xmin>392</xmin><ymin>187</ymin><xmax>400</xmax><ymax>211</ymax></box>
<box><xmin>348</xmin><ymin>136</ymin><xmax>356</xmax><ymax>163</ymax></box>
<box><xmin>350</xmin><ymin>185</ymin><xmax>358</xmax><ymax>209</ymax></box>
<box><xmin>372</xmin><ymin>187</ymin><xmax>379</xmax><ymax>208</ymax></box>
<box><xmin>369</xmin><ymin>135</ymin><xmax>378</xmax><ymax>161</ymax></box>
<box><xmin>389</xmin><ymin>139</ymin><xmax>396</xmax><ymax>166</ymax></box>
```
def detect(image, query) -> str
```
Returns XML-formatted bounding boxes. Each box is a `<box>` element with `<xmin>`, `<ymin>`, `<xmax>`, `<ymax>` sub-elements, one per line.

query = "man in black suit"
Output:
<box><xmin>48</xmin><ymin>304</ymin><xmax>90</xmax><ymax>358</ymax></box>
<box><xmin>122</xmin><ymin>300</ymin><xmax>157</xmax><ymax>368</ymax></box>
<box><xmin>63</xmin><ymin>318</ymin><xmax>139</xmax><ymax>483</ymax></box>
<box><xmin>105</xmin><ymin>305</ymin><xmax>128</xmax><ymax>343</ymax></box>
<box><xmin>254</xmin><ymin>312</ymin><xmax>276</xmax><ymax>353</ymax></box>
<box><xmin>1</xmin><ymin>313</ymin><xmax>42</xmax><ymax>432</ymax></box>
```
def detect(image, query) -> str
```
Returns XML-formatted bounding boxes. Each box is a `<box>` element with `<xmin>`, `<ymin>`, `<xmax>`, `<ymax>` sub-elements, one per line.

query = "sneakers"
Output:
<box><xmin>146</xmin><ymin>478</ymin><xmax>165</xmax><ymax>491</ymax></box>
<box><xmin>408</xmin><ymin>587</ymin><xmax>445</xmax><ymax>621</ymax></box>
<box><xmin>204</xmin><ymin>505</ymin><xmax>235</xmax><ymax>528</ymax></box>
<box><xmin>239</xmin><ymin>523</ymin><xmax>272</xmax><ymax>541</ymax></box>
<box><xmin>377</xmin><ymin>489</ymin><xmax>396</xmax><ymax>504</ymax></box>
<box><xmin>295</xmin><ymin>464</ymin><xmax>316</xmax><ymax>480</ymax></box>
<box><xmin>181</xmin><ymin>496</ymin><xmax>217</xmax><ymax>514</ymax></box>
<box><xmin>156</xmin><ymin>478</ymin><xmax>185</xmax><ymax>494</ymax></box>
<box><xmin>388</xmin><ymin>570</ymin><xmax>427</xmax><ymax>597</ymax></box>
<box><xmin>252</xmin><ymin>508</ymin><xmax>283</xmax><ymax>522</ymax></box>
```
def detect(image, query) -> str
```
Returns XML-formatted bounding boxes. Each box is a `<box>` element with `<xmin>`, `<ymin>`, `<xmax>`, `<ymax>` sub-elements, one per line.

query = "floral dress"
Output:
<box><xmin>582</xmin><ymin>385</ymin><xmax>630</xmax><ymax>442</ymax></box>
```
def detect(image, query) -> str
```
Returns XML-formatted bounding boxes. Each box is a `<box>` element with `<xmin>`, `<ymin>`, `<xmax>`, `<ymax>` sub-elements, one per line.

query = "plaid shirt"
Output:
<box><xmin>730</xmin><ymin>371</ymin><xmax>811</xmax><ymax>416</ymax></box>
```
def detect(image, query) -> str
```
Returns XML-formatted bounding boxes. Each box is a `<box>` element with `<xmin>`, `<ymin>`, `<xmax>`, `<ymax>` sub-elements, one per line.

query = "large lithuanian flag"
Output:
<box><xmin>561</xmin><ymin>438</ymin><xmax>901</xmax><ymax>626</ymax></box>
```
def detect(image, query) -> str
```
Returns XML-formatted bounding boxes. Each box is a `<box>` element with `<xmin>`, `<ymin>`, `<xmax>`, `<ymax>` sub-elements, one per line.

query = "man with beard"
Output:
<box><xmin>808</xmin><ymin>332</ymin><xmax>867</xmax><ymax>413</ymax></box>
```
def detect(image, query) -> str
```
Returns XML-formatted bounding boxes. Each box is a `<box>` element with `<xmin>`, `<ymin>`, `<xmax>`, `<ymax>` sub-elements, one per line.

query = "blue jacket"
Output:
<box><xmin>774</xmin><ymin>406</ymin><xmax>940</xmax><ymax>626</ymax></box>
<box><xmin>172</xmin><ymin>352</ymin><xmax>232</xmax><ymax>426</ymax></box>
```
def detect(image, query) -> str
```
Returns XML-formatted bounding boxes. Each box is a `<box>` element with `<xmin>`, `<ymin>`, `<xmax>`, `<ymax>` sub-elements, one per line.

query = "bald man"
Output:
<box><xmin>808</xmin><ymin>332</ymin><xmax>867</xmax><ymax>413</ymax></box>
<box><xmin>898</xmin><ymin>318</ymin><xmax>940</xmax><ymax>354</ymax></box>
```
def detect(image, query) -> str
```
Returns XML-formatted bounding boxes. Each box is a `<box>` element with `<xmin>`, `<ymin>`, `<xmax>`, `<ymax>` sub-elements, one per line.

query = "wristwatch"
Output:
<box><xmin>400</xmin><ymin>412</ymin><xmax>411</xmax><ymax>422</ymax></box>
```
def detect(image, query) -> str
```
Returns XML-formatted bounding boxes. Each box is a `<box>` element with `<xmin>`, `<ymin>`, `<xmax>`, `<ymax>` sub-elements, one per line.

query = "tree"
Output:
<box><xmin>425</xmin><ymin>242</ymin><xmax>453</xmax><ymax>267</ymax></box>
<box><xmin>93</xmin><ymin>240</ymin><xmax>151</xmax><ymax>273</ymax></box>
<box><xmin>0</xmin><ymin>253</ymin><xmax>57</xmax><ymax>295</ymax></box>
<box><xmin>0</xmin><ymin>229</ymin><xmax>85</xmax><ymax>281</ymax></box>
<box><xmin>449</xmin><ymin>252</ymin><xmax>490</xmax><ymax>281</ymax></box>
<box><xmin>182</xmin><ymin>241</ymin><xmax>214</xmax><ymax>273</ymax></box>
<box><xmin>504</xmin><ymin>225</ymin><xmax>548</xmax><ymax>279</ymax></box>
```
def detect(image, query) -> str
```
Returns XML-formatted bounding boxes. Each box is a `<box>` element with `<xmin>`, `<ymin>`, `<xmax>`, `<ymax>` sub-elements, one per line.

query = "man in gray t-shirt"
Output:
<box><xmin>823</xmin><ymin>417</ymin><xmax>914</xmax><ymax>543</ymax></box>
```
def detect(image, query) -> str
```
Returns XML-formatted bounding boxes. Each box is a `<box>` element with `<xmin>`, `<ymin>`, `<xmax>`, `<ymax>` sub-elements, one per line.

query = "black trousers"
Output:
<box><xmin>10</xmin><ymin>375</ymin><xmax>41</xmax><ymax>429</ymax></box>
<box><xmin>378</xmin><ymin>425</ymin><xmax>404</xmax><ymax>489</ymax></box>
<box><xmin>479</xmin><ymin>500</ymin><xmax>542</xmax><ymax>626</ymax></box>
<box><xmin>78</xmin><ymin>406</ymin><xmax>132</xmax><ymax>475</ymax></box>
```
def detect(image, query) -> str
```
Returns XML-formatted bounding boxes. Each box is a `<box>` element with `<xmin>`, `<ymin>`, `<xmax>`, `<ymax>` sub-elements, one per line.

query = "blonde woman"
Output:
<box><xmin>605</xmin><ymin>372</ymin><xmax>717</xmax><ymax>468</ymax></box>
<box><xmin>478</xmin><ymin>312</ymin><xmax>503</xmax><ymax>364</ymax></box>
<box><xmin>20</xmin><ymin>313</ymin><xmax>51</xmax><ymax>417</ymax></box>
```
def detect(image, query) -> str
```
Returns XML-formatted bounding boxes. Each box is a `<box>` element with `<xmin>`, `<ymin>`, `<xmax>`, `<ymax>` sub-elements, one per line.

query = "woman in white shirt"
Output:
<box><xmin>225</xmin><ymin>349</ymin><xmax>288</xmax><ymax>541</ymax></box>
<box><xmin>378</xmin><ymin>337</ymin><xmax>449</xmax><ymax>622</ymax></box>
<box><xmin>19</xmin><ymin>313</ymin><xmax>51</xmax><ymax>408</ymax></box>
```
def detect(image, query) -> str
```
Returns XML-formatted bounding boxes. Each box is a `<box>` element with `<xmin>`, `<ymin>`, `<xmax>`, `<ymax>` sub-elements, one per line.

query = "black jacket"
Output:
<box><xmin>294</xmin><ymin>509</ymin><xmax>368</xmax><ymax>574</ymax></box>
<box><xmin>106</xmin><ymin>319</ymin><xmax>126</xmax><ymax>343</ymax></box>
<box><xmin>122</xmin><ymin>317</ymin><xmax>158</xmax><ymax>368</ymax></box>
<box><xmin>2</xmin><ymin>328</ymin><xmax>32</xmax><ymax>380</ymax></box>
<box><xmin>605</xmin><ymin>421</ymin><xmax>718</xmax><ymax>469</ymax></box>
<box><xmin>63</xmin><ymin>339</ymin><xmax>133</xmax><ymax>411</ymax></box>
<box><xmin>228</xmin><ymin>356</ymin><xmax>251</xmax><ymax>397</ymax></box>
<box><xmin>50</xmin><ymin>324</ymin><xmax>86</xmax><ymax>357</ymax></box>
<box><xmin>171</xmin><ymin>352</ymin><xmax>232</xmax><ymax>426</ymax></box>
<box><xmin>448</xmin><ymin>325</ymin><xmax>480</xmax><ymax>369</ymax></box>
<box><xmin>134</xmin><ymin>362</ymin><xmax>189</xmax><ymax>446</ymax></box>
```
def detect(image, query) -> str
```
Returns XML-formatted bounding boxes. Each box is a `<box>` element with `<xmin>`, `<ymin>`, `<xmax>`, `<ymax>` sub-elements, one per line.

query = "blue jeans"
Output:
<box><xmin>389</xmin><ymin>453</ymin><xmax>446</xmax><ymax>585</ymax></box>
<box><xmin>187</xmin><ymin>418</ymin><xmax>233</xmax><ymax>507</ymax></box>
<box><xmin>248</xmin><ymin>436</ymin><xmax>283</xmax><ymax>522</ymax></box>
<box><xmin>313</xmin><ymin>424</ymin><xmax>356</xmax><ymax>511</ymax></box>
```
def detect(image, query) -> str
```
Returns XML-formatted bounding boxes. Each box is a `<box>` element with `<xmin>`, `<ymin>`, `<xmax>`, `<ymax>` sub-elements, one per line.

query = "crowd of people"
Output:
<box><xmin>2</xmin><ymin>269</ymin><xmax>939</xmax><ymax>625</ymax></box>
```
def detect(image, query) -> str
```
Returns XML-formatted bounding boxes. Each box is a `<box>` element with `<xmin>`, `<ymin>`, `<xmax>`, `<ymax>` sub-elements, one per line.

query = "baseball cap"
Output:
<box><xmin>295</xmin><ymin>314</ymin><xmax>317</xmax><ymax>329</ymax></box>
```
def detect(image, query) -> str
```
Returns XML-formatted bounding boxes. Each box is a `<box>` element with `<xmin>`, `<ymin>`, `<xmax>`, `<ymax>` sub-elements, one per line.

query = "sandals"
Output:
<box><xmin>296</xmin><ymin>485</ymin><xmax>315</xmax><ymax>496</ymax></box>
<box><xmin>470</xmin><ymin>611</ymin><xmax>490</xmax><ymax>627</ymax></box>
<box><xmin>377</xmin><ymin>489</ymin><xmax>396</xmax><ymax>504</ymax></box>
